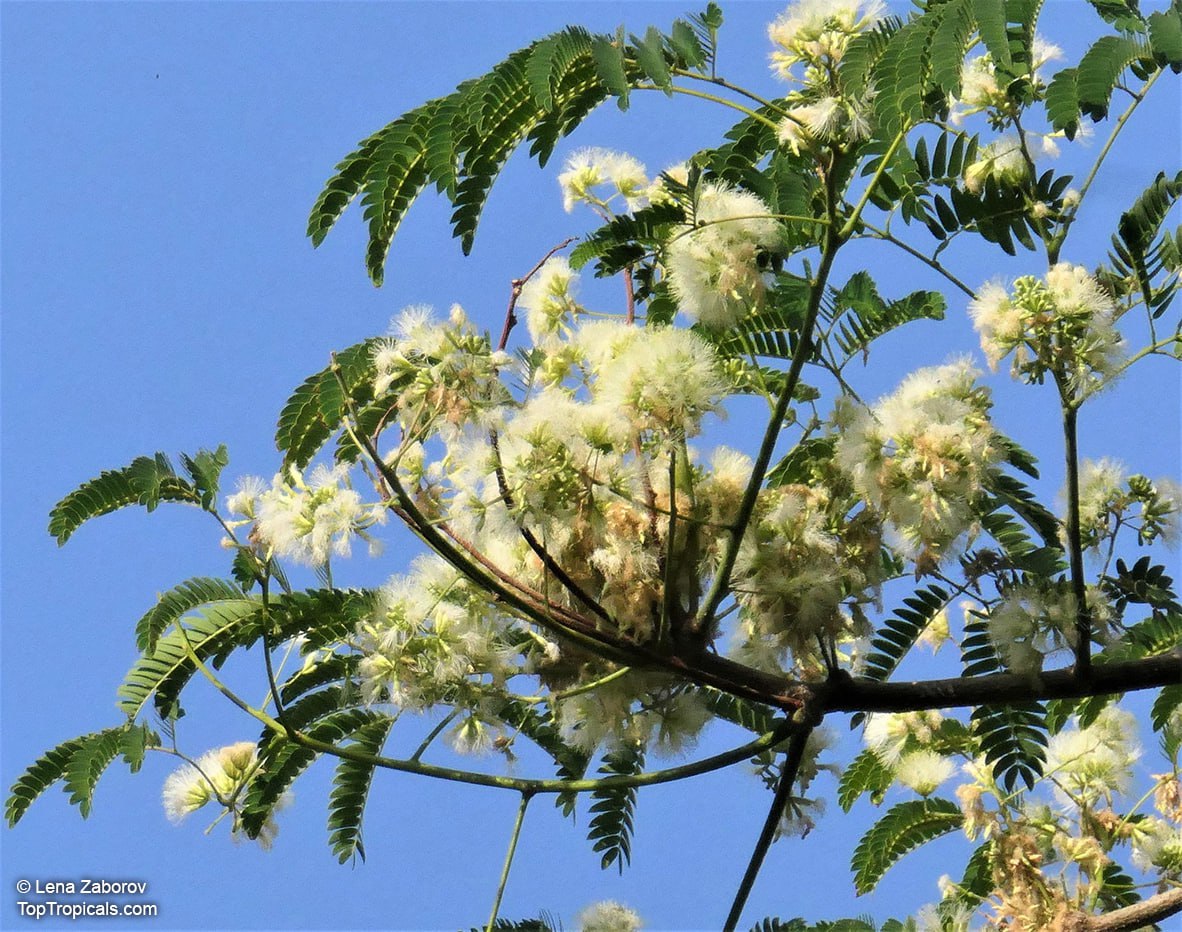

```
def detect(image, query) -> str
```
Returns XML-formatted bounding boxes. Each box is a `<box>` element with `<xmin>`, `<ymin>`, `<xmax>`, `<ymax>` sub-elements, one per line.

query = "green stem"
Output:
<box><xmin>633</xmin><ymin>84</ymin><xmax>781</xmax><ymax>130</ymax></box>
<box><xmin>1076</xmin><ymin>334</ymin><xmax>1180</xmax><ymax>404</ymax></box>
<box><xmin>291</xmin><ymin>719</ymin><xmax>794</xmax><ymax>796</ymax></box>
<box><xmin>1062</xmin><ymin>403</ymin><xmax>1091</xmax><ymax>679</ymax></box>
<box><xmin>858</xmin><ymin>222</ymin><xmax>977</xmax><ymax>299</ymax></box>
<box><xmin>411</xmin><ymin>709</ymin><xmax>460</xmax><ymax>763</ymax></box>
<box><xmin>670</xmin><ymin>68</ymin><xmax>790</xmax><ymax>118</ymax></box>
<box><xmin>839</xmin><ymin>131</ymin><xmax>907</xmax><ymax>240</ymax></box>
<box><xmin>696</xmin><ymin>231</ymin><xmax>841</xmax><ymax>629</ymax></box>
<box><xmin>485</xmin><ymin>792</ymin><xmax>532</xmax><ymax>932</ymax></box>
<box><xmin>722</xmin><ymin>727</ymin><xmax>813</xmax><ymax>932</ymax></box>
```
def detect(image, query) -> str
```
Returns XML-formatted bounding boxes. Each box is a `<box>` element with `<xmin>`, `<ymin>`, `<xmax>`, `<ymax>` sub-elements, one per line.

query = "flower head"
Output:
<box><xmin>769</xmin><ymin>0</ymin><xmax>886</xmax><ymax>75</ymax></box>
<box><xmin>577</xmin><ymin>901</ymin><xmax>642</xmax><ymax>932</ymax></box>
<box><xmin>664</xmin><ymin>182</ymin><xmax>781</xmax><ymax>329</ymax></box>
<box><xmin>559</xmin><ymin>148</ymin><xmax>648</xmax><ymax>214</ymax></box>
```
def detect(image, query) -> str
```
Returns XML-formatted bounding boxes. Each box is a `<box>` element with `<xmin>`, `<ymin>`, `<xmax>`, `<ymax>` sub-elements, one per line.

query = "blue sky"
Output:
<box><xmin>2</xmin><ymin>2</ymin><xmax>1179</xmax><ymax>930</ymax></box>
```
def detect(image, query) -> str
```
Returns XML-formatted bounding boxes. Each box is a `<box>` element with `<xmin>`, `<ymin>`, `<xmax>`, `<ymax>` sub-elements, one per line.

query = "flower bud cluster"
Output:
<box><xmin>969</xmin><ymin>263</ymin><xmax>1124</xmax><ymax>395</ymax></box>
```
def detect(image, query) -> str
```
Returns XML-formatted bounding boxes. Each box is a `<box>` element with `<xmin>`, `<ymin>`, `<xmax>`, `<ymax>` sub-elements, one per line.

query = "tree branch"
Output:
<box><xmin>818</xmin><ymin>653</ymin><xmax>1182</xmax><ymax>714</ymax></box>
<box><xmin>1080</xmin><ymin>886</ymin><xmax>1182</xmax><ymax>932</ymax></box>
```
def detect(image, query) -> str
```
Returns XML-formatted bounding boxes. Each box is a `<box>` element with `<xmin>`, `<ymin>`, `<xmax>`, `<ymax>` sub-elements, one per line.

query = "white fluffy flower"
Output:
<box><xmin>895</xmin><ymin>750</ymin><xmax>955</xmax><ymax>796</ymax></box>
<box><xmin>969</xmin><ymin>263</ymin><xmax>1123</xmax><ymax>393</ymax></box>
<box><xmin>768</xmin><ymin>0</ymin><xmax>886</xmax><ymax>75</ymax></box>
<box><xmin>964</xmin><ymin>134</ymin><xmax>1029</xmax><ymax>193</ymax></box>
<box><xmin>834</xmin><ymin>359</ymin><xmax>999</xmax><ymax>566</ymax></box>
<box><xmin>664</xmin><ymin>182</ymin><xmax>781</xmax><ymax>329</ymax></box>
<box><xmin>593</xmin><ymin>325</ymin><xmax>728</xmax><ymax>436</ymax></box>
<box><xmin>255</xmin><ymin>464</ymin><xmax>383</xmax><ymax>567</ymax></box>
<box><xmin>559</xmin><ymin>148</ymin><xmax>648</xmax><ymax>213</ymax></box>
<box><xmin>577</xmin><ymin>901</ymin><xmax>642</xmax><ymax>932</ymax></box>
<box><xmin>1045</xmin><ymin>708</ymin><xmax>1140</xmax><ymax>807</ymax></box>
<box><xmin>517</xmin><ymin>256</ymin><xmax>580</xmax><ymax>342</ymax></box>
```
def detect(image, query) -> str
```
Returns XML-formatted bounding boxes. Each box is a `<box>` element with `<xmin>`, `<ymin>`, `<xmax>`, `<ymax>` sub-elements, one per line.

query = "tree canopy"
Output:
<box><xmin>6</xmin><ymin>1</ymin><xmax>1182</xmax><ymax>929</ymax></box>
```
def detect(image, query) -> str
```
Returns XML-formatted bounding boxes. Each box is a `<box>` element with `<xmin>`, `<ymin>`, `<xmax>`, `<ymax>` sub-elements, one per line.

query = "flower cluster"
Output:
<box><xmin>558</xmin><ymin>148</ymin><xmax>649</xmax><ymax>215</ymax></box>
<box><xmin>969</xmin><ymin>263</ymin><xmax>1125</xmax><ymax>394</ymax></box>
<box><xmin>768</xmin><ymin>1</ymin><xmax>881</xmax><ymax>155</ymax></box>
<box><xmin>732</xmin><ymin>483</ymin><xmax>880</xmax><ymax>675</ymax></box>
<box><xmin>664</xmin><ymin>181</ymin><xmax>782</xmax><ymax>329</ymax></box>
<box><xmin>373</xmin><ymin>304</ymin><xmax>513</xmax><ymax>439</ymax></box>
<box><xmin>952</xmin><ymin>38</ymin><xmax>1064</xmax><ymax>125</ymax></box>
<box><xmin>517</xmin><ymin>256</ymin><xmax>581</xmax><ymax>343</ymax></box>
<box><xmin>1075</xmin><ymin>458</ymin><xmax>1182</xmax><ymax>550</ymax></box>
<box><xmin>834</xmin><ymin>359</ymin><xmax>1001</xmax><ymax>569</ymax></box>
<box><xmin>768</xmin><ymin>0</ymin><xmax>885</xmax><ymax>75</ymax></box>
<box><xmin>228</xmin><ymin>465</ymin><xmax>385</xmax><ymax>567</ymax></box>
<box><xmin>162</xmin><ymin>742</ymin><xmax>284</xmax><ymax>847</ymax></box>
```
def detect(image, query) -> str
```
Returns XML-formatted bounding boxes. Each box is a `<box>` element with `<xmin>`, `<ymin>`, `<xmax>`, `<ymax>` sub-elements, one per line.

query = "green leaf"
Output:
<box><xmin>971</xmin><ymin>0</ymin><xmax>1013</xmax><ymax>70</ymax></box>
<box><xmin>63</xmin><ymin>729</ymin><xmax>125</xmax><ymax>818</ymax></box>
<box><xmin>1149</xmin><ymin>9</ymin><xmax>1182</xmax><ymax>71</ymax></box>
<box><xmin>669</xmin><ymin>20</ymin><xmax>706</xmax><ymax>69</ymax></box>
<box><xmin>837</xmin><ymin>749</ymin><xmax>894</xmax><ymax>812</ymax></box>
<box><xmin>588</xmin><ymin>740</ymin><xmax>644</xmax><ymax>873</ymax></box>
<box><xmin>240</xmin><ymin>708</ymin><xmax>382</xmax><ymax>840</ymax></box>
<box><xmin>1086</xmin><ymin>1</ymin><xmax>1147</xmax><ymax>34</ymax></box>
<box><xmin>1111</xmin><ymin>170</ymin><xmax>1182</xmax><ymax>315</ymax></box>
<box><xmin>49</xmin><ymin>454</ymin><xmax>204</xmax><ymax>545</ymax></box>
<box><xmin>699</xmin><ymin>689</ymin><xmax>778</xmax><ymax>735</ymax></box>
<box><xmin>134</xmin><ymin>577</ymin><xmax>247</xmax><ymax>653</ymax></box>
<box><xmin>327</xmin><ymin>716</ymin><xmax>396</xmax><ymax>863</ymax></box>
<box><xmin>275</xmin><ymin>339</ymin><xmax>380</xmax><ymax>469</ymax></box>
<box><xmin>6</xmin><ymin>734</ymin><xmax>90</xmax><ymax>826</ymax></box>
<box><xmin>1045</xmin><ymin>66</ymin><xmax>1080</xmax><ymax>137</ymax></box>
<box><xmin>852</xmin><ymin>798</ymin><xmax>962</xmax><ymax>894</ymax></box>
<box><xmin>862</xmin><ymin>584</ymin><xmax>950</xmax><ymax>683</ymax></box>
<box><xmin>591</xmin><ymin>35</ymin><xmax>631</xmax><ymax>110</ymax></box>
<box><xmin>118</xmin><ymin>589</ymin><xmax>376</xmax><ymax>719</ymax></box>
<box><xmin>971</xmin><ymin>701</ymin><xmax>1048</xmax><ymax>792</ymax></box>
<box><xmin>632</xmin><ymin>26</ymin><xmax>672</xmax><ymax>93</ymax></box>
<box><xmin>179</xmin><ymin>445</ymin><xmax>229</xmax><ymax>511</ymax></box>
<box><xmin>118</xmin><ymin>723</ymin><xmax>159</xmax><ymax>775</ymax></box>
<box><xmin>1076</xmin><ymin>35</ymin><xmax>1149</xmax><ymax>122</ymax></box>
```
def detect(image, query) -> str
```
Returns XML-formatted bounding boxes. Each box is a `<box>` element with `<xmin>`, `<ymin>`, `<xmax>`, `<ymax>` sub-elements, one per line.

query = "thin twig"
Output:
<box><xmin>722</xmin><ymin>727</ymin><xmax>813</xmax><ymax>931</ymax></box>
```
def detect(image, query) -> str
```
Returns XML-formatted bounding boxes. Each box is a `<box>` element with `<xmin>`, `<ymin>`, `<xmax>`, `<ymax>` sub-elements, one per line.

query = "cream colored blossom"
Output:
<box><xmin>833</xmin><ymin>359</ymin><xmax>999</xmax><ymax>567</ymax></box>
<box><xmin>768</xmin><ymin>0</ymin><xmax>886</xmax><ymax>75</ymax></box>
<box><xmin>895</xmin><ymin>750</ymin><xmax>955</xmax><ymax>796</ymax></box>
<box><xmin>559</xmin><ymin>148</ymin><xmax>648</xmax><ymax>214</ymax></box>
<box><xmin>664</xmin><ymin>182</ymin><xmax>781</xmax><ymax>329</ymax></box>
<box><xmin>577</xmin><ymin>900</ymin><xmax>642</xmax><ymax>932</ymax></box>
<box><xmin>518</xmin><ymin>256</ymin><xmax>580</xmax><ymax>342</ymax></box>
<box><xmin>254</xmin><ymin>464</ymin><xmax>385</xmax><ymax>567</ymax></box>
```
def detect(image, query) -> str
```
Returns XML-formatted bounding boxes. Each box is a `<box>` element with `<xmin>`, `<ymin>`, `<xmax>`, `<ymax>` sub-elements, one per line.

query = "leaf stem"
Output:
<box><xmin>633</xmin><ymin>84</ymin><xmax>782</xmax><ymax>130</ymax></box>
<box><xmin>722</xmin><ymin>727</ymin><xmax>813</xmax><ymax>931</ymax></box>
<box><xmin>485</xmin><ymin>792</ymin><xmax>532</xmax><ymax>932</ymax></box>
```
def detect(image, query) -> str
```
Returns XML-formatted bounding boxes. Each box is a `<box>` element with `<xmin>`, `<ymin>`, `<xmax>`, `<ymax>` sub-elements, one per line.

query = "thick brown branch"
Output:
<box><xmin>818</xmin><ymin>653</ymin><xmax>1182</xmax><ymax>714</ymax></box>
<box><xmin>1078</xmin><ymin>886</ymin><xmax>1182</xmax><ymax>932</ymax></box>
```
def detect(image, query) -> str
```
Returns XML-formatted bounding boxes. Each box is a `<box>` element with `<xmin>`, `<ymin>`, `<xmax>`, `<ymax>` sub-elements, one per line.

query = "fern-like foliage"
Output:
<box><xmin>327</xmin><ymin>716</ymin><xmax>396</xmax><ymax>864</ymax></box>
<box><xmin>1109</xmin><ymin>170</ymin><xmax>1182</xmax><ymax>317</ymax></box>
<box><xmin>134</xmin><ymin>577</ymin><xmax>247</xmax><ymax>653</ymax></box>
<box><xmin>308</xmin><ymin>14</ymin><xmax>734</xmax><ymax>284</ymax></box>
<box><xmin>48</xmin><ymin>449</ymin><xmax>228</xmax><ymax>545</ymax></box>
<box><xmin>960</xmin><ymin>609</ymin><xmax>1049</xmax><ymax>791</ymax></box>
<box><xmin>117</xmin><ymin>589</ymin><xmax>377</xmax><ymax>719</ymax></box>
<box><xmin>827</xmin><ymin>272</ymin><xmax>946</xmax><ymax>363</ymax></box>
<box><xmin>971</xmin><ymin>702</ymin><xmax>1048</xmax><ymax>792</ymax></box>
<box><xmin>851</xmin><ymin>797</ymin><xmax>962</xmax><ymax>894</ymax></box>
<box><xmin>240</xmin><ymin>707</ymin><xmax>383</xmax><ymax>840</ymax></box>
<box><xmin>276</xmin><ymin>339</ymin><xmax>381</xmax><ymax>469</ymax></box>
<box><xmin>861</xmin><ymin>584</ymin><xmax>950</xmax><ymax>683</ymax></box>
<box><xmin>6</xmin><ymin>724</ymin><xmax>159</xmax><ymax>826</ymax></box>
<box><xmin>698</xmin><ymin>688</ymin><xmax>779</xmax><ymax>735</ymax></box>
<box><xmin>587</xmin><ymin>740</ymin><xmax>645</xmax><ymax>873</ymax></box>
<box><xmin>837</xmin><ymin>749</ymin><xmax>893</xmax><ymax>812</ymax></box>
